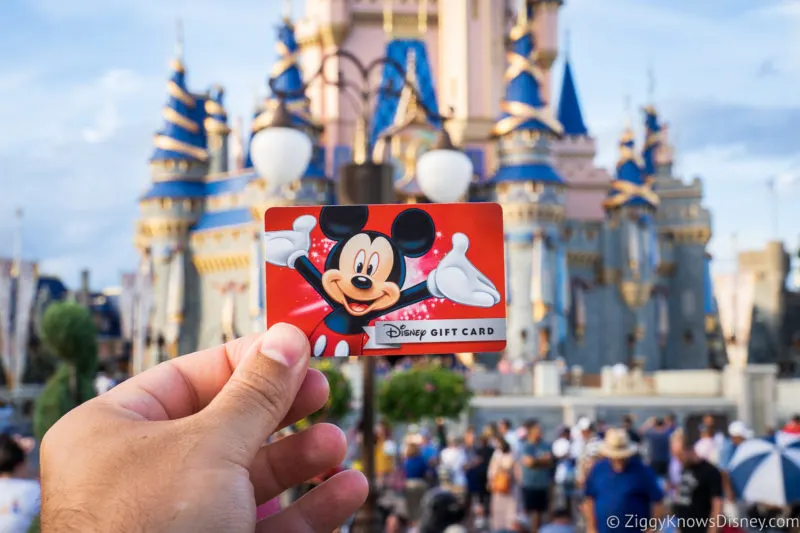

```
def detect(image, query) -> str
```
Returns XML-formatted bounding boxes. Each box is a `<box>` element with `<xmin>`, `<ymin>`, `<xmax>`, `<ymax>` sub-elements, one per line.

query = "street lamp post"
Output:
<box><xmin>250</xmin><ymin>49</ymin><xmax>474</xmax><ymax>532</ymax></box>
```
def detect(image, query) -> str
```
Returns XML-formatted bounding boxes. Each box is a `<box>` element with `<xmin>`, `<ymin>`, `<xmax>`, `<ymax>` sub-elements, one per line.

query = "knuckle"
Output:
<box><xmin>228</xmin><ymin>368</ymin><xmax>289</xmax><ymax>422</ymax></box>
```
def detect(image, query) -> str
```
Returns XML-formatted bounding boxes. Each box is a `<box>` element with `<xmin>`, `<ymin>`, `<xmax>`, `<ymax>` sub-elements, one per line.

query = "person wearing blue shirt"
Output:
<box><xmin>520</xmin><ymin>419</ymin><xmax>552</xmax><ymax>532</ymax></box>
<box><xmin>584</xmin><ymin>428</ymin><xmax>664</xmax><ymax>533</ymax></box>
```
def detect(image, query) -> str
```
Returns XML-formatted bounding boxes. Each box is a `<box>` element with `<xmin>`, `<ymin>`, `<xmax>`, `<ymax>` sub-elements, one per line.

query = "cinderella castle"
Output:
<box><xmin>131</xmin><ymin>0</ymin><xmax>724</xmax><ymax>374</ymax></box>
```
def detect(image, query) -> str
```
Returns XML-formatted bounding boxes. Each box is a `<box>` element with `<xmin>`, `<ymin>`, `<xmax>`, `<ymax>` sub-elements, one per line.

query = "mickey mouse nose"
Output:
<box><xmin>351</xmin><ymin>275</ymin><xmax>372</xmax><ymax>290</ymax></box>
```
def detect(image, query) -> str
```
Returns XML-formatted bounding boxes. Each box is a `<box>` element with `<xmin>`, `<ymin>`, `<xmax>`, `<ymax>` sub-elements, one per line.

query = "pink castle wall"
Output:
<box><xmin>295</xmin><ymin>0</ymin><xmax>612</xmax><ymax>218</ymax></box>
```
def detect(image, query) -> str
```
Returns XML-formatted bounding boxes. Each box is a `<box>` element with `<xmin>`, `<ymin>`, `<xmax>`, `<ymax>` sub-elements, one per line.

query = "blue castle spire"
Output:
<box><xmin>247</xmin><ymin>16</ymin><xmax>325</xmax><ymax>182</ymax></box>
<box><xmin>370</xmin><ymin>39</ymin><xmax>441</xmax><ymax>148</ymax></box>
<box><xmin>204</xmin><ymin>85</ymin><xmax>230</xmax><ymax>135</ymax></box>
<box><xmin>490</xmin><ymin>19</ymin><xmax>564</xmax><ymax>184</ymax></box>
<box><xmin>491</xmin><ymin>23</ymin><xmax>563</xmax><ymax>139</ymax></box>
<box><xmin>150</xmin><ymin>43</ymin><xmax>208</xmax><ymax>163</ymax></box>
<box><xmin>557</xmin><ymin>59</ymin><xmax>588</xmax><ymax>136</ymax></box>
<box><xmin>604</xmin><ymin>124</ymin><xmax>659</xmax><ymax>209</ymax></box>
<box><xmin>642</xmin><ymin>106</ymin><xmax>661</xmax><ymax>181</ymax></box>
<box><xmin>252</xmin><ymin>18</ymin><xmax>314</xmax><ymax>134</ymax></box>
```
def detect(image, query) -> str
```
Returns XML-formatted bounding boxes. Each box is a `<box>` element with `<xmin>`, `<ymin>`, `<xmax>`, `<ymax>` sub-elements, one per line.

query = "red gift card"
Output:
<box><xmin>264</xmin><ymin>203</ymin><xmax>506</xmax><ymax>357</ymax></box>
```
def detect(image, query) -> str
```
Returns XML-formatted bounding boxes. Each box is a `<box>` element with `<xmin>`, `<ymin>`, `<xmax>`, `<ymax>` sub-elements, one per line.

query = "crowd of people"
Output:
<box><xmin>353</xmin><ymin>413</ymin><xmax>800</xmax><ymax>533</ymax></box>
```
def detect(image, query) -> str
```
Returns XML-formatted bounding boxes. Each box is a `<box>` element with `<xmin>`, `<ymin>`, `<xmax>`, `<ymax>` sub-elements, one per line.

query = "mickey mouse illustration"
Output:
<box><xmin>264</xmin><ymin>205</ymin><xmax>501</xmax><ymax>357</ymax></box>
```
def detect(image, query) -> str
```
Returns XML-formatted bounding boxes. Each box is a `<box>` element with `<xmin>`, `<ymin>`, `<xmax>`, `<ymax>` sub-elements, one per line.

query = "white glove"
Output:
<box><xmin>263</xmin><ymin>215</ymin><xmax>316</xmax><ymax>268</ymax></box>
<box><xmin>427</xmin><ymin>233</ymin><xmax>501</xmax><ymax>308</ymax></box>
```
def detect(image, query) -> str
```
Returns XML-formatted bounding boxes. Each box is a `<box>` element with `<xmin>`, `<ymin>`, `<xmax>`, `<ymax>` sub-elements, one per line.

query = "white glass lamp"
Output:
<box><xmin>249</xmin><ymin>99</ymin><xmax>313</xmax><ymax>187</ymax></box>
<box><xmin>416</xmin><ymin>128</ymin><xmax>474</xmax><ymax>203</ymax></box>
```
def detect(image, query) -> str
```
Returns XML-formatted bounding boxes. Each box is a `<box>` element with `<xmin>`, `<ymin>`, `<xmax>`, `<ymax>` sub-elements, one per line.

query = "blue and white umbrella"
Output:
<box><xmin>728</xmin><ymin>431</ymin><xmax>800</xmax><ymax>506</ymax></box>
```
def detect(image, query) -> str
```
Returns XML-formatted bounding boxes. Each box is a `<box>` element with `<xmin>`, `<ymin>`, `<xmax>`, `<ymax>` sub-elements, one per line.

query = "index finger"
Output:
<box><xmin>101</xmin><ymin>326</ymin><xmax>327</xmax><ymax>422</ymax></box>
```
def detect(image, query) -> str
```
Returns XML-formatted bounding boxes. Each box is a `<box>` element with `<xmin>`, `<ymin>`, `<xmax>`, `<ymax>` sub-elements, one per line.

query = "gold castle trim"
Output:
<box><xmin>153</xmin><ymin>135</ymin><xmax>209</xmax><ymax>161</ymax></box>
<box><xmin>567</xmin><ymin>251</ymin><xmax>599</xmax><ymax>267</ymax></box>
<box><xmin>502</xmin><ymin>203</ymin><xmax>565</xmax><ymax>224</ymax></box>
<box><xmin>596</xmin><ymin>267</ymin><xmax>620</xmax><ymax>285</ymax></box>
<box><xmin>204</xmin><ymin>99</ymin><xmax>226</xmax><ymax>116</ymax></box>
<box><xmin>603</xmin><ymin>179</ymin><xmax>660</xmax><ymax>209</ymax></box>
<box><xmin>167</xmin><ymin>81</ymin><xmax>195</xmax><ymax>108</ymax></box>
<box><xmin>659</xmin><ymin>226</ymin><xmax>711</xmax><ymax>245</ymax></box>
<box><xmin>190</xmin><ymin>223</ymin><xmax>257</xmax><ymax>246</ymax></box>
<box><xmin>491</xmin><ymin>100</ymin><xmax>563</xmax><ymax>138</ymax></box>
<box><xmin>657</xmin><ymin>262</ymin><xmax>677</xmax><ymax>277</ymax></box>
<box><xmin>162</xmin><ymin>107</ymin><xmax>199</xmax><ymax>133</ymax></box>
<box><xmin>193</xmin><ymin>252</ymin><xmax>251</xmax><ymax>274</ymax></box>
<box><xmin>204</xmin><ymin>117</ymin><xmax>231</xmax><ymax>135</ymax></box>
<box><xmin>136</xmin><ymin>218</ymin><xmax>194</xmax><ymax>239</ymax></box>
<box><xmin>619</xmin><ymin>281</ymin><xmax>652</xmax><ymax>309</ymax></box>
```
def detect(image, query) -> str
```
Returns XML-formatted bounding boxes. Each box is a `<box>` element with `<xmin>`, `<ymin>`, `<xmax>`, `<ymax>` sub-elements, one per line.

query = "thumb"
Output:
<box><xmin>293</xmin><ymin>214</ymin><xmax>316</xmax><ymax>233</ymax></box>
<box><xmin>451</xmin><ymin>233</ymin><xmax>469</xmax><ymax>255</ymax></box>
<box><xmin>202</xmin><ymin>323</ymin><xmax>311</xmax><ymax>463</ymax></box>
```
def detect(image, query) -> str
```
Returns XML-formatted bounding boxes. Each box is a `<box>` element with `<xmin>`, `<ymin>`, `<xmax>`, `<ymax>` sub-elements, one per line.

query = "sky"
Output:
<box><xmin>0</xmin><ymin>0</ymin><xmax>798</xmax><ymax>290</ymax></box>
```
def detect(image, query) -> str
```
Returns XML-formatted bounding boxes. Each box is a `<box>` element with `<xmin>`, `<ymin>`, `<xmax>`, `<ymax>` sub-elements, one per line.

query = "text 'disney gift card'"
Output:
<box><xmin>264</xmin><ymin>203</ymin><xmax>506</xmax><ymax>357</ymax></box>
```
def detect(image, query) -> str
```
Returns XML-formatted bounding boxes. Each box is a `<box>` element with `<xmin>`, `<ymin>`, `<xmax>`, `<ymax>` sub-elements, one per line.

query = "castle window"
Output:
<box><xmin>683</xmin><ymin>329</ymin><xmax>694</xmax><ymax>345</ymax></box>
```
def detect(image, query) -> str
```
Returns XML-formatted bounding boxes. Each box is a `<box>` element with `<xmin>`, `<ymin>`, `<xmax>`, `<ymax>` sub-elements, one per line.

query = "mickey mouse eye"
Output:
<box><xmin>354</xmin><ymin>250</ymin><xmax>366</xmax><ymax>274</ymax></box>
<box><xmin>367</xmin><ymin>253</ymin><xmax>379</xmax><ymax>276</ymax></box>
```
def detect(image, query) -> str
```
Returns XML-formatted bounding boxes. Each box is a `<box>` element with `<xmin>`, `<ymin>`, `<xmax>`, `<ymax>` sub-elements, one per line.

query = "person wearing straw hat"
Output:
<box><xmin>584</xmin><ymin>428</ymin><xmax>665</xmax><ymax>533</ymax></box>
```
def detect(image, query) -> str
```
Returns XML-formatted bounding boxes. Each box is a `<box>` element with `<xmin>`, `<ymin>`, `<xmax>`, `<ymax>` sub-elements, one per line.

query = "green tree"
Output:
<box><xmin>378</xmin><ymin>363</ymin><xmax>472</xmax><ymax>425</ymax></box>
<box><xmin>32</xmin><ymin>301</ymin><xmax>98</xmax><ymax>441</ymax></box>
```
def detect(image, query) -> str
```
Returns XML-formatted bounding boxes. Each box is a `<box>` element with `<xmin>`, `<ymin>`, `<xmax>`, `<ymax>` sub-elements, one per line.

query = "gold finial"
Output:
<box><xmin>623</xmin><ymin>94</ymin><xmax>632</xmax><ymax>129</ymax></box>
<box><xmin>383</xmin><ymin>0</ymin><xmax>393</xmax><ymax>34</ymax></box>
<box><xmin>283</xmin><ymin>0</ymin><xmax>292</xmax><ymax>22</ymax></box>
<box><xmin>176</xmin><ymin>18</ymin><xmax>184</xmax><ymax>59</ymax></box>
<box><xmin>517</xmin><ymin>0</ymin><xmax>528</xmax><ymax>27</ymax></box>
<box><xmin>418</xmin><ymin>0</ymin><xmax>429</xmax><ymax>33</ymax></box>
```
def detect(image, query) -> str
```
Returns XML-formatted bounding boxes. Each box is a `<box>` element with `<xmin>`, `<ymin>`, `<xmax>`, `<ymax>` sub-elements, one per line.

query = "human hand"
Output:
<box><xmin>264</xmin><ymin>215</ymin><xmax>316</xmax><ymax>268</ymax></box>
<box><xmin>39</xmin><ymin>323</ymin><xmax>368</xmax><ymax>533</ymax></box>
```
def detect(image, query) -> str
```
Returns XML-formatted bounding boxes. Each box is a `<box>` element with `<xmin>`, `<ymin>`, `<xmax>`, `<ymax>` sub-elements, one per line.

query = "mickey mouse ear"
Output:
<box><xmin>319</xmin><ymin>205</ymin><xmax>369</xmax><ymax>240</ymax></box>
<box><xmin>391</xmin><ymin>208</ymin><xmax>435</xmax><ymax>258</ymax></box>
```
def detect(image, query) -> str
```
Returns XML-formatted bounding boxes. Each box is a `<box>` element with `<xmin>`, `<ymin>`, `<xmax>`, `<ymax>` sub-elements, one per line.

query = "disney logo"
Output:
<box><xmin>383</xmin><ymin>323</ymin><xmax>427</xmax><ymax>342</ymax></box>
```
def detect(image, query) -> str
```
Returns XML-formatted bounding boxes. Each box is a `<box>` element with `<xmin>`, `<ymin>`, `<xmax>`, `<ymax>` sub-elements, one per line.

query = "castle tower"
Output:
<box><xmin>135</xmin><ymin>33</ymin><xmax>208</xmax><ymax>366</ymax></box>
<box><xmin>601</xmin><ymin>119</ymin><xmax>661</xmax><ymax>369</ymax></box>
<box><xmin>490</xmin><ymin>10</ymin><xmax>567</xmax><ymax>363</ymax></box>
<box><xmin>552</xmin><ymin>50</ymin><xmax>611</xmax><ymax>221</ymax></box>
<box><xmin>247</xmin><ymin>14</ymin><xmax>329</xmax><ymax>220</ymax></box>
<box><xmin>369</xmin><ymin>11</ymin><xmax>445</xmax><ymax>203</ymax></box>
<box><xmin>204</xmin><ymin>85</ymin><xmax>230</xmax><ymax>176</ymax></box>
<box><xmin>644</xmin><ymin>103</ymin><xmax>715</xmax><ymax>369</ymax></box>
<box><xmin>528</xmin><ymin>0</ymin><xmax>563</xmax><ymax>105</ymax></box>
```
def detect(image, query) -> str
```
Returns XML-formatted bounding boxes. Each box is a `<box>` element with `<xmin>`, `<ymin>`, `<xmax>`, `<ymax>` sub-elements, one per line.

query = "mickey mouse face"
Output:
<box><xmin>318</xmin><ymin>205</ymin><xmax>436</xmax><ymax>317</ymax></box>
<box><xmin>322</xmin><ymin>232</ymin><xmax>401</xmax><ymax>316</ymax></box>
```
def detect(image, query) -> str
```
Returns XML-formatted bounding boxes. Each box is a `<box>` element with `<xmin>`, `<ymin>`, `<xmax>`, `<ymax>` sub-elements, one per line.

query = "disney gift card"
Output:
<box><xmin>264</xmin><ymin>203</ymin><xmax>506</xmax><ymax>357</ymax></box>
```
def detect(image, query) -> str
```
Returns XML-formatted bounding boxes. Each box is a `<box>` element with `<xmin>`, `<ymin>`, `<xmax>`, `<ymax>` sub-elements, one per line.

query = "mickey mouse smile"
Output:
<box><xmin>344</xmin><ymin>293</ymin><xmax>376</xmax><ymax>314</ymax></box>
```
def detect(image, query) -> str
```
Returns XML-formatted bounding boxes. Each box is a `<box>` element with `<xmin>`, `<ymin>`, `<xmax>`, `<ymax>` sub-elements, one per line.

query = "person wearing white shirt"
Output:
<box><xmin>498</xmin><ymin>419</ymin><xmax>521</xmax><ymax>457</ymax></box>
<box><xmin>0</xmin><ymin>434</ymin><xmax>40</xmax><ymax>533</ymax></box>
<box><xmin>439</xmin><ymin>436</ymin><xmax>468</xmax><ymax>490</ymax></box>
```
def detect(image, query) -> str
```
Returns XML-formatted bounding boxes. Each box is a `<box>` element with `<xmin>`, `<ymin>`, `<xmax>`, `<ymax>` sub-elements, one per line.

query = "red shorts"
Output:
<box><xmin>310</xmin><ymin>320</ymin><xmax>366</xmax><ymax>357</ymax></box>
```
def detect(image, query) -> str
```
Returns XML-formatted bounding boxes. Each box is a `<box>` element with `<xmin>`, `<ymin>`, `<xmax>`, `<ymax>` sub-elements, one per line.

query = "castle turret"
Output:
<box><xmin>557</xmin><ymin>59</ymin><xmax>588</xmax><ymax>137</ymax></box>
<box><xmin>370</xmin><ymin>14</ymin><xmax>444</xmax><ymax>203</ymax></box>
<box><xmin>249</xmin><ymin>16</ymin><xmax>328</xmax><ymax>211</ymax></box>
<box><xmin>490</xmin><ymin>11</ymin><xmax>566</xmax><ymax>363</ymax></box>
<box><xmin>204</xmin><ymin>85</ymin><xmax>230</xmax><ymax>176</ymax></box>
<box><xmin>135</xmin><ymin>33</ymin><xmax>207</xmax><ymax>366</ymax></box>
<box><xmin>528</xmin><ymin>0</ymin><xmax>563</xmax><ymax>104</ymax></box>
<box><xmin>645</xmin><ymin>102</ymin><xmax>715</xmax><ymax>369</ymax></box>
<box><xmin>601</xmin><ymin>121</ymin><xmax>661</xmax><ymax>369</ymax></box>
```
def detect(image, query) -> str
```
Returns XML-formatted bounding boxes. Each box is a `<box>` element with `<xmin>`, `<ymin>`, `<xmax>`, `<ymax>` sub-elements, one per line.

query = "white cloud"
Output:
<box><xmin>82</xmin><ymin>101</ymin><xmax>121</xmax><ymax>143</ymax></box>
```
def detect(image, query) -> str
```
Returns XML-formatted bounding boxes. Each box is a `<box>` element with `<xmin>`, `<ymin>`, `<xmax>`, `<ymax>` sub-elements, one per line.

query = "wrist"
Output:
<box><xmin>287</xmin><ymin>250</ymin><xmax>307</xmax><ymax>268</ymax></box>
<box><xmin>427</xmin><ymin>270</ymin><xmax>444</xmax><ymax>298</ymax></box>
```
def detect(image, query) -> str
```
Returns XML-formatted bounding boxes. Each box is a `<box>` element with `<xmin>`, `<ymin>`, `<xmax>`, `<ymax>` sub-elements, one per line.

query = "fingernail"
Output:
<box><xmin>260</xmin><ymin>323</ymin><xmax>309</xmax><ymax>368</ymax></box>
